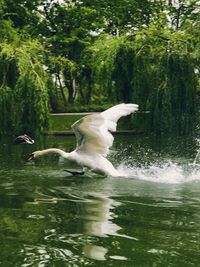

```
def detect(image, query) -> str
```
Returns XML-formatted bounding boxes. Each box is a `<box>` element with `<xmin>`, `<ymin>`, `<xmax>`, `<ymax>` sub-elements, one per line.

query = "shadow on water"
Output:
<box><xmin>0</xmin><ymin>135</ymin><xmax>200</xmax><ymax>266</ymax></box>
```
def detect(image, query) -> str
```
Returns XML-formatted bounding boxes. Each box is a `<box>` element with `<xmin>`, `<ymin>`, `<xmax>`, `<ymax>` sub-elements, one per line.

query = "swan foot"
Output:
<box><xmin>64</xmin><ymin>169</ymin><xmax>85</xmax><ymax>176</ymax></box>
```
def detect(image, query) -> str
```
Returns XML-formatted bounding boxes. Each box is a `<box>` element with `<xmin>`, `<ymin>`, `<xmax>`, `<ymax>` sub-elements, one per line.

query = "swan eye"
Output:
<box><xmin>28</xmin><ymin>153</ymin><xmax>35</xmax><ymax>161</ymax></box>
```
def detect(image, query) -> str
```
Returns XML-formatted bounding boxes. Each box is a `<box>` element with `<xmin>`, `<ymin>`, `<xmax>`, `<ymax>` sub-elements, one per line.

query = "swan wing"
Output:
<box><xmin>101</xmin><ymin>103</ymin><xmax>139</xmax><ymax>124</ymax></box>
<box><xmin>72</xmin><ymin>103</ymin><xmax>138</xmax><ymax>156</ymax></box>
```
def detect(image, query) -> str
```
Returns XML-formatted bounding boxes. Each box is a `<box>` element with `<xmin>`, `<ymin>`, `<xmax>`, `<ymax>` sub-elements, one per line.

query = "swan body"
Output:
<box><xmin>28</xmin><ymin>103</ymin><xmax>138</xmax><ymax>177</ymax></box>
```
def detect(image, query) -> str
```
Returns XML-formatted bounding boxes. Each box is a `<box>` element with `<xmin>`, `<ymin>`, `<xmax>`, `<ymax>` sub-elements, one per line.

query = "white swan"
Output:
<box><xmin>28</xmin><ymin>103</ymin><xmax>138</xmax><ymax>177</ymax></box>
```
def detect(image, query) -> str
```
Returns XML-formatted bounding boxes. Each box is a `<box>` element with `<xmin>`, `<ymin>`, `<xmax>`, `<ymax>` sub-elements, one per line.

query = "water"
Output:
<box><xmin>0</xmin><ymin>135</ymin><xmax>200</xmax><ymax>266</ymax></box>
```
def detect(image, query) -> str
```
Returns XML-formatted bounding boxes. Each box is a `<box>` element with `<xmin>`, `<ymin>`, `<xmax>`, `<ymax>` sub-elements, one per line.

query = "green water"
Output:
<box><xmin>0</xmin><ymin>135</ymin><xmax>200</xmax><ymax>267</ymax></box>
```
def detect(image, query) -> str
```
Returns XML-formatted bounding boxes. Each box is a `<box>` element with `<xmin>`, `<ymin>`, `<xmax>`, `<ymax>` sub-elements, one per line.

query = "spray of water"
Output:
<box><xmin>117</xmin><ymin>160</ymin><xmax>200</xmax><ymax>184</ymax></box>
<box><xmin>116</xmin><ymin>138</ymin><xmax>200</xmax><ymax>184</ymax></box>
<box><xmin>192</xmin><ymin>138</ymin><xmax>200</xmax><ymax>166</ymax></box>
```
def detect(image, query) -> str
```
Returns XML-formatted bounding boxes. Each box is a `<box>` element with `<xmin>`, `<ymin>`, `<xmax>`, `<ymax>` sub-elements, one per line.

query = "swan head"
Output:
<box><xmin>28</xmin><ymin>151</ymin><xmax>41</xmax><ymax>160</ymax></box>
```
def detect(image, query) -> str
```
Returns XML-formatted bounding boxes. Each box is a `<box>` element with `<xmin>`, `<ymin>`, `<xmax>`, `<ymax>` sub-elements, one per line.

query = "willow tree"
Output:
<box><xmin>47</xmin><ymin>55</ymin><xmax>77</xmax><ymax>108</ymax></box>
<box><xmin>84</xmin><ymin>35</ymin><xmax>126</xmax><ymax>104</ymax></box>
<box><xmin>0</xmin><ymin>40</ymin><xmax>49</xmax><ymax>135</ymax></box>
<box><xmin>86</xmin><ymin>25</ymin><xmax>199</xmax><ymax>135</ymax></box>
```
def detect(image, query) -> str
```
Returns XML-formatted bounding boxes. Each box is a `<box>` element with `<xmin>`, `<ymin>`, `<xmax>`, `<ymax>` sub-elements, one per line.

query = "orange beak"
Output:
<box><xmin>28</xmin><ymin>153</ymin><xmax>34</xmax><ymax>161</ymax></box>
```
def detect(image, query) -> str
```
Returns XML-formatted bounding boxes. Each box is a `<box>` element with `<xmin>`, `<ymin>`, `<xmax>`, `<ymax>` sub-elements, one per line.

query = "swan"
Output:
<box><xmin>28</xmin><ymin>103</ymin><xmax>138</xmax><ymax>177</ymax></box>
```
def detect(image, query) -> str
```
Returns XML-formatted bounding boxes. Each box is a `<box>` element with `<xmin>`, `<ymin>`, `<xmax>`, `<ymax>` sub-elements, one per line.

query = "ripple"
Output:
<box><xmin>27</xmin><ymin>214</ymin><xmax>45</xmax><ymax>220</ymax></box>
<box><xmin>109</xmin><ymin>255</ymin><xmax>127</xmax><ymax>261</ymax></box>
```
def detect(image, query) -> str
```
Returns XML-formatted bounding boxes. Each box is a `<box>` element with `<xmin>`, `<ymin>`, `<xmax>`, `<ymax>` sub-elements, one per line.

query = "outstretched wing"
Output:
<box><xmin>72</xmin><ymin>103</ymin><xmax>138</xmax><ymax>157</ymax></box>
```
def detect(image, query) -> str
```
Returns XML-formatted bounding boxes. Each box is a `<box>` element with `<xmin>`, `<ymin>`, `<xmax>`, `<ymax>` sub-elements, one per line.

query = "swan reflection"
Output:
<box><xmin>82</xmin><ymin>193</ymin><xmax>130</xmax><ymax>261</ymax></box>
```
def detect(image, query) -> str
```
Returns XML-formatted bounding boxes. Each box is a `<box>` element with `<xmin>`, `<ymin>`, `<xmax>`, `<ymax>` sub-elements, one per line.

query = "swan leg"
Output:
<box><xmin>64</xmin><ymin>169</ymin><xmax>85</xmax><ymax>176</ymax></box>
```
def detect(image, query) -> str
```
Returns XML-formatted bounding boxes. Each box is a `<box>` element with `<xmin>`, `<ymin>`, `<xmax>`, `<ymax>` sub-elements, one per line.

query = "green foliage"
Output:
<box><xmin>0</xmin><ymin>0</ymin><xmax>200</xmax><ymax>135</ymax></box>
<box><xmin>2</xmin><ymin>0</ymin><xmax>42</xmax><ymax>29</ymax></box>
<box><xmin>85</xmin><ymin>35</ymin><xmax>125</xmax><ymax>102</ymax></box>
<box><xmin>0</xmin><ymin>40</ymin><xmax>49</xmax><ymax>135</ymax></box>
<box><xmin>0</xmin><ymin>86</ymin><xmax>14</xmax><ymax>134</ymax></box>
<box><xmin>85</xmin><ymin>25</ymin><xmax>198</xmax><ymax>135</ymax></box>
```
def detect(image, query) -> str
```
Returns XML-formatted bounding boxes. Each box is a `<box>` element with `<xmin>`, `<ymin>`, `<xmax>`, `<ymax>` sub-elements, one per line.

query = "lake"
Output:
<box><xmin>0</xmin><ymin>134</ymin><xmax>200</xmax><ymax>266</ymax></box>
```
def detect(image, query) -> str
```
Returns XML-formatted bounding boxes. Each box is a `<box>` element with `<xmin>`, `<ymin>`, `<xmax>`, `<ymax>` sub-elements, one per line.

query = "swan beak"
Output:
<box><xmin>28</xmin><ymin>153</ymin><xmax>34</xmax><ymax>161</ymax></box>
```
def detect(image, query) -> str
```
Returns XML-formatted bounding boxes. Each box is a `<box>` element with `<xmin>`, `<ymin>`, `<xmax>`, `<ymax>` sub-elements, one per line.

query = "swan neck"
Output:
<box><xmin>38</xmin><ymin>148</ymin><xmax>69</xmax><ymax>158</ymax></box>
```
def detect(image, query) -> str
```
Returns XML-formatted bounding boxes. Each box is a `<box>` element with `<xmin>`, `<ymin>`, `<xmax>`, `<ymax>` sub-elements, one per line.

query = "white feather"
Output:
<box><xmin>72</xmin><ymin>103</ymin><xmax>139</xmax><ymax>157</ymax></box>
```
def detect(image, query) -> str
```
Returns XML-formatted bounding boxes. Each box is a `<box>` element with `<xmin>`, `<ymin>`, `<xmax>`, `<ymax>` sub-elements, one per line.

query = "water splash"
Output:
<box><xmin>117</xmin><ymin>160</ymin><xmax>200</xmax><ymax>184</ymax></box>
<box><xmin>192</xmin><ymin>138</ymin><xmax>200</xmax><ymax>166</ymax></box>
<box><xmin>113</xmin><ymin>136</ymin><xmax>200</xmax><ymax>184</ymax></box>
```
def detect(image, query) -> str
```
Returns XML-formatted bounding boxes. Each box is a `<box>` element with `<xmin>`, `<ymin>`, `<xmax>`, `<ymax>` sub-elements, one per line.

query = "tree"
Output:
<box><xmin>2</xmin><ymin>0</ymin><xmax>42</xmax><ymax>29</ymax></box>
<box><xmin>0</xmin><ymin>40</ymin><xmax>49</xmax><ymax>135</ymax></box>
<box><xmin>166</xmin><ymin>0</ymin><xmax>200</xmax><ymax>30</ymax></box>
<box><xmin>84</xmin><ymin>24</ymin><xmax>198</xmax><ymax>134</ymax></box>
<box><xmin>36</xmin><ymin>1</ymin><xmax>103</xmax><ymax>106</ymax></box>
<box><xmin>77</xmin><ymin>0</ymin><xmax>166</xmax><ymax>34</ymax></box>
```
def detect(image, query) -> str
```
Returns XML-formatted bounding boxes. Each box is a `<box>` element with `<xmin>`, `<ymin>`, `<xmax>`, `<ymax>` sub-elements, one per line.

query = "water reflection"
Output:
<box><xmin>83</xmin><ymin>194</ymin><xmax>121</xmax><ymax>237</ymax></box>
<box><xmin>32</xmin><ymin>181</ymin><xmax>127</xmax><ymax>261</ymax></box>
<box><xmin>83</xmin><ymin>245</ymin><xmax>108</xmax><ymax>261</ymax></box>
<box><xmin>82</xmin><ymin>193</ymin><xmax>121</xmax><ymax>261</ymax></box>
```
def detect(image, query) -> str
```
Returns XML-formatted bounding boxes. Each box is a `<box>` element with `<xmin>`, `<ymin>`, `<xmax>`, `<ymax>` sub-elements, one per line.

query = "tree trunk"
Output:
<box><xmin>56</xmin><ymin>73</ymin><xmax>67</xmax><ymax>107</ymax></box>
<box><xmin>86</xmin><ymin>78</ymin><xmax>93</xmax><ymax>104</ymax></box>
<box><xmin>79</xmin><ymin>85</ymin><xmax>86</xmax><ymax>104</ymax></box>
<box><xmin>67</xmin><ymin>78</ymin><xmax>76</xmax><ymax>104</ymax></box>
